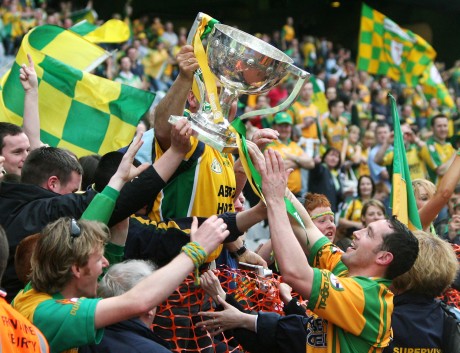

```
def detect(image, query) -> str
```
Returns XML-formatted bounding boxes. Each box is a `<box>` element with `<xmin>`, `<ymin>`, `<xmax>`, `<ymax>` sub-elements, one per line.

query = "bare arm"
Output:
<box><xmin>252</xmin><ymin>148</ymin><xmax>314</xmax><ymax>298</ymax></box>
<box><xmin>374</xmin><ymin>139</ymin><xmax>390</xmax><ymax>166</ymax></box>
<box><xmin>20</xmin><ymin>54</ymin><xmax>43</xmax><ymax>150</ymax></box>
<box><xmin>284</xmin><ymin>151</ymin><xmax>314</xmax><ymax>170</ymax></box>
<box><xmin>94</xmin><ymin>215</ymin><xmax>229</xmax><ymax>328</ymax></box>
<box><xmin>419</xmin><ymin>153</ymin><xmax>460</xmax><ymax>229</ymax></box>
<box><xmin>154</xmin><ymin>45</ymin><xmax>199</xmax><ymax>150</ymax></box>
<box><xmin>153</xmin><ymin>118</ymin><xmax>193</xmax><ymax>182</ymax></box>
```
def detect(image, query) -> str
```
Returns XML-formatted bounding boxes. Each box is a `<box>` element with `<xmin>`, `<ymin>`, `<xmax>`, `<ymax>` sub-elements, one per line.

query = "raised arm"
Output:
<box><xmin>419</xmin><ymin>152</ymin><xmax>460</xmax><ymax>229</ymax></box>
<box><xmin>154</xmin><ymin>45</ymin><xmax>199</xmax><ymax>150</ymax></box>
<box><xmin>94</xmin><ymin>215</ymin><xmax>229</xmax><ymax>328</ymax></box>
<box><xmin>108</xmin><ymin>119</ymin><xmax>193</xmax><ymax>226</ymax></box>
<box><xmin>247</xmin><ymin>142</ymin><xmax>324</xmax><ymax>256</ymax></box>
<box><xmin>20</xmin><ymin>54</ymin><xmax>43</xmax><ymax>150</ymax></box>
<box><xmin>251</xmin><ymin>147</ymin><xmax>314</xmax><ymax>298</ymax></box>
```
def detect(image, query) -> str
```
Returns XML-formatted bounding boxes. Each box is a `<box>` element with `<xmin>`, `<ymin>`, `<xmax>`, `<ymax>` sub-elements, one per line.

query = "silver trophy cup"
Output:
<box><xmin>170</xmin><ymin>13</ymin><xmax>310</xmax><ymax>152</ymax></box>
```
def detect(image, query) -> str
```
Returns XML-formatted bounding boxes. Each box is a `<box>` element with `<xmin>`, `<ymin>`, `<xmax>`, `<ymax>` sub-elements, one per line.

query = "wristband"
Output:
<box><xmin>181</xmin><ymin>241</ymin><xmax>208</xmax><ymax>285</ymax></box>
<box><xmin>229</xmin><ymin>245</ymin><xmax>247</xmax><ymax>259</ymax></box>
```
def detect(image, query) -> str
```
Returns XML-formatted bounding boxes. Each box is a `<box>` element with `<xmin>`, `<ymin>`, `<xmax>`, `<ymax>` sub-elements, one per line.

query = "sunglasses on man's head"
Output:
<box><xmin>70</xmin><ymin>218</ymin><xmax>81</xmax><ymax>240</ymax></box>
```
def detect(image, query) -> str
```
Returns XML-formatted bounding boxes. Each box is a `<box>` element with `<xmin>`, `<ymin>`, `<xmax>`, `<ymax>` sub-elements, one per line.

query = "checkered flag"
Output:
<box><xmin>357</xmin><ymin>3</ymin><xmax>436</xmax><ymax>87</ymax></box>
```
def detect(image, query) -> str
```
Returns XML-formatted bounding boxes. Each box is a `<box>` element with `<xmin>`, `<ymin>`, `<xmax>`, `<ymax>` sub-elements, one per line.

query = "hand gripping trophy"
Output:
<box><xmin>169</xmin><ymin>12</ymin><xmax>310</xmax><ymax>152</ymax></box>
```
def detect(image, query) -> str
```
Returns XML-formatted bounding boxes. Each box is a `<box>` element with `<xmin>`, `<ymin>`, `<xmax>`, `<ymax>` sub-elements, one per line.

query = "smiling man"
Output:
<box><xmin>248</xmin><ymin>146</ymin><xmax>419</xmax><ymax>353</ymax></box>
<box><xmin>0</xmin><ymin>122</ymin><xmax>31</xmax><ymax>176</ymax></box>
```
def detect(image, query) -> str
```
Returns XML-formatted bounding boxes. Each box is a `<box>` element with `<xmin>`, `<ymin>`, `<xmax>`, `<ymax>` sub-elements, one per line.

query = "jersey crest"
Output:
<box><xmin>210</xmin><ymin>158</ymin><xmax>223</xmax><ymax>174</ymax></box>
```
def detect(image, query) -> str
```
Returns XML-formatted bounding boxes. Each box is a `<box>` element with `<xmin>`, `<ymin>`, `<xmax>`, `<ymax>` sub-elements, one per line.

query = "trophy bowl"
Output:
<box><xmin>207</xmin><ymin>24</ymin><xmax>294</xmax><ymax>96</ymax></box>
<box><xmin>170</xmin><ymin>15</ymin><xmax>309</xmax><ymax>153</ymax></box>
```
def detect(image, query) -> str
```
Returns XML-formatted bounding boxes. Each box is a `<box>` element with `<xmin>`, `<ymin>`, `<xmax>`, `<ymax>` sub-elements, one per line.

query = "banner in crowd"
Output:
<box><xmin>389</xmin><ymin>94</ymin><xmax>422</xmax><ymax>230</ymax></box>
<box><xmin>70</xmin><ymin>8</ymin><xmax>98</xmax><ymax>25</ymax></box>
<box><xmin>357</xmin><ymin>3</ymin><xmax>436</xmax><ymax>87</ymax></box>
<box><xmin>420</xmin><ymin>62</ymin><xmax>455</xmax><ymax>108</ymax></box>
<box><xmin>70</xmin><ymin>19</ymin><xmax>130</xmax><ymax>44</ymax></box>
<box><xmin>0</xmin><ymin>25</ymin><xmax>155</xmax><ymax>157</ymax></box>
<box><xmin>310</xmin><ymin>75</ymin><xmax>328</xmax><ymax>115</ymax></box>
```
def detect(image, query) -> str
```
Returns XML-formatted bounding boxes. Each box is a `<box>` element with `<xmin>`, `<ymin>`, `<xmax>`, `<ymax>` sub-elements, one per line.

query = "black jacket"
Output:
<box><xmin>383</xmin><ymin>292</ymin><xmax>445</xmax><ymax>352</ymax></box>
<box><xmin>125</xmin><ymin>213</ymin><xmax>242</xmax><ymax>267</ymax></box>
<box><xmin>79</xmin><ymin>318</ymin><xmax>171</xmax><ymax>353</ymax></box>
<box><xmin>0</xmin><ymin>166</ymin><xmax>166</xmax><ymax>301</ymax></box>
<box><xmin>308</xmin><ymin>163</ymin><xmax>343</xmax><ymax>213</ymax></box>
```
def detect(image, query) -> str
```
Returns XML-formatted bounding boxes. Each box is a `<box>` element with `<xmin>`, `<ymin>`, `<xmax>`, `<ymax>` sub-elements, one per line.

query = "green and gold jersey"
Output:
<box><xmin>288</xmin><ymin>101</ymin><xmax>321</xmax><ymax>139</ymax></box>
<box><xmin>419</xmin><ymin>137</ymin><xmax>455</xmax><ymax>184</ymax></box>
<box><xmin>268</xmin><ymin>139</ymin><xmax>304</xmax><ymax>195</ymax></box>
<box><xmin>322</xmin><ymin>117</ymin><xmax>348</xmax><ymax>151</ymax></box>
<box><xmin>340</xmin><ymin>198</ymin><xmax>364</xmax><ymax>223</ymax></box>
<box><xmin>12</xmin><ymin>283</ymin><xmax>103</xmax><ymax>353</ymax></box>
<box><xmin>306</xmin><ymin>237</ymin><xmax>393</xmax><ymax>353</ymax></box>
<box><xmin>382</xmin><ymin>144</ymin><xmax>427</xmax><ymax>180</ymax></box>
<box><xmin>149</xmin><ymin>136</ymin><xmax>236</xmax><ymax>222</ymax></box>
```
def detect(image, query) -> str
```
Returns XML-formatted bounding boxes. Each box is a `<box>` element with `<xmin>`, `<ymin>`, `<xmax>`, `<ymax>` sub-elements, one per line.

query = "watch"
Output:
<box><xmin>229</xmin><ymin>245</ymin><xmax>247</xmax><ymax>259</ymax></box>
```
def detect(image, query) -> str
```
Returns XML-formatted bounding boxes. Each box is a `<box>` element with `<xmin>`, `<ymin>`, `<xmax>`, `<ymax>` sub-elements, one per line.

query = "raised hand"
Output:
<box><xmin>197</xmin><ymin>295</ymin><xmax>252</xmax><ymax>336</ymax></box>
<box><xmin>170</xmin><ymin>118</ymin><xmax>193</xmax><ymax>156</ymax></box>
<box><xmin>251</xmin><ymin>128</ymin><xmax>279</xmax><ymax>150</ymax></box>
<box><xmin>238</xmin><ymin>249</ymin><xmax>268</xmax><ymax>268</ymax></box>
<box><xmin>190</xmin><ymin>216</ymin><xmax>229</xmax><ymax>256</ymax></box>
<box><xmin>19</xmin><ymin>54</ymin><xmax>38</xmax><ymax>93</ymax></box>
<box><xmin>200</xmin><ymin>270</ymin><xmax>226</xmax><ymax>303</ymax></box>
<box><xmin>110</xmin><ymin>133</ymin><xmax>150</xmax><ymax>191</ymax></box>
<box><xmin>176</xmin><ymin>45</ymin><xmax>199</xmax><ymax>81</ymax></box>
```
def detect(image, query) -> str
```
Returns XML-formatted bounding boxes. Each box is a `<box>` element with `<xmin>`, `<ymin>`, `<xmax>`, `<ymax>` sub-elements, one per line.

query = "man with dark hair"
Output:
<box><xmin>214</xmin><ymin>146</ymin><xmax>419</xmax><ymax>353</ymax></box>
<box><xmin>21</xmin><ymin>146</ymin><xmax>83</xmax><ymax>194</ymax></box>
<box><xmin>419</xmin><ymin>113</ymin><xmax>456</xmax><ymax>185</ymax></box>
<box><xmin>0</xmin><ymin>121</ymin><xmax>193</xmax><ymax>301</ymax></box>
<box><xmin>0</xmin><ymin>122</ymin><xmax>30</xmax><ymax>176</ymax></box>
<box><xmin>322</xmin><ymin>98</ymin><xmax>347</xmax><ymax>151</ymax></box>
<box><xmin>368</xmin><ymin>122</ymin><xmax>391</xmax><ymax>189</ymax></box>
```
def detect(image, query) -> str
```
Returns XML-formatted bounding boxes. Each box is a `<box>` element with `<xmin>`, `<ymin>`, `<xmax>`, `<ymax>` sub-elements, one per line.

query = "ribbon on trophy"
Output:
<box><xmin>191</xmin><ymin>14</ymin><xmax>224</xmax><ymax>124</ymax></box>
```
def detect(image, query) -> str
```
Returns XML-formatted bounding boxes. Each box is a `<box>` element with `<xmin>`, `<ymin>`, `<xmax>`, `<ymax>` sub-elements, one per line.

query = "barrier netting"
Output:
<box><xmin>152</xmin><ymin>265</ymin><xmax>290</xmax><ymax>352</ymax></box>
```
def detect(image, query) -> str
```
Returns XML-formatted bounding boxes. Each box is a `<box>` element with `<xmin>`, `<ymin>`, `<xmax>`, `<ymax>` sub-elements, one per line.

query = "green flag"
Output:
<box><xmin>0</xmin><ymin>25</ymin><xmax>155</xmax><ymax>158</ymax></box>
<box><xmin>357</xmin><ymin>4</ymin><xmax>436</xmax><ymax>87</ymax></box>
<box><xmin>420</xmin><ymin>62</ymin><xmax>454</xmax><ymax>108</ymax></box>
<box><xmin>389</xmin><ymin>94</ymin><xmax>422</xmax><ymax>230</ymax></box>
<box><xmin>70</xmin><ymin>19</ymin><xmax>130</xmax><ymax>44</ymax></box>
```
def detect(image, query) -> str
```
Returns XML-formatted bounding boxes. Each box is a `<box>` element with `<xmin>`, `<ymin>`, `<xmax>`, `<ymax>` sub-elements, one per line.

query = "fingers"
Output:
<box><xmin>27</xmin><ymin>53</ymin><xmax>34</xmax><ymax>68</ymax></box>
<box><xmin>126</xmin><ymin>132</ymin><xmax>144</xmax><ymax>157</ymax></box>
<box><xmin>191</xmin><ymin>216</ymin><xmax>198</xmax><ymax>235</ymax></box>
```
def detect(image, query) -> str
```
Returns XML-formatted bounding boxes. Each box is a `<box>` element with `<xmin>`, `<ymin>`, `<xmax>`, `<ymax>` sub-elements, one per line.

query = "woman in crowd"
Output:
<box><xmin>308</xmin><ymin>147</ymin><xmax>343</xmax><ymax>213</ymax></box>
<box><xmin>338</xmin><ymin>175</ymin><xmax>374</xmax><ymax>234</ymax></box>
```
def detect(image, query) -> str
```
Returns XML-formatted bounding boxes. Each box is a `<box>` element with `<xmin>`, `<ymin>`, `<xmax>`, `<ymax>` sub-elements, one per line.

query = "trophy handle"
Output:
<box><xmin>239</xmin><ymin>64</ymin><xmax>310</xmax><ymax>121</ymax></box>
<box><xmin>187</xmin><ymin>12</ymin><xmax>204</xmax><ymax>45</ymax></box>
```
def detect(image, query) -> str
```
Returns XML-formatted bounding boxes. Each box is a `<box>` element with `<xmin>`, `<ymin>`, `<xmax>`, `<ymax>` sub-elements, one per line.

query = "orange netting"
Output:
<box><xmin>438</xmin><ymin>244</ymin><xmax>460</xmax><ymax>309</ymax></box>
<box><xmin>152</xmin><ymin>265</ymin><xmax>291</xmax><ymax>352</ymax></box>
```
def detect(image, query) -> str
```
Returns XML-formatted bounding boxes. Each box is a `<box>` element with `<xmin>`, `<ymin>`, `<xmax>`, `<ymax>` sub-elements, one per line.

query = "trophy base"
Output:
<box><xmin>169</xmin><ymin>114</ymin><xmax>238</xmax><ymax>153</ymax></box>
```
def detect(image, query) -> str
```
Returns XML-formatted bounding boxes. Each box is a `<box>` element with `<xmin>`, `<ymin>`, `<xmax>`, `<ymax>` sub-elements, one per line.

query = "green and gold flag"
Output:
<box><xmin>70</xmin><ymin>19</ymin><xmax>130</xmax><ymax>44</ymax></box>
<box><xmin>389</xmin><ymin>94</ymin><xmax>422</xmax><ymax>230</ymax></box>
<box><xmin>0</xmin><ymin>25</ymin><xmax>155</xmax><ymax>157</ymax></box>
<box><xmin>70</xmin><ymin>8</ymin><xmax>98</xmax><ymax>25</ymax></box>
<box><xmin>357</xmin><ymin>3</ymin><xmax>436</xmax><ymax>87</ymax></box>
<box><xmin>420</xmin><ymin>62</ymin><xmax>454</xmax><ymax>108</ymax></box>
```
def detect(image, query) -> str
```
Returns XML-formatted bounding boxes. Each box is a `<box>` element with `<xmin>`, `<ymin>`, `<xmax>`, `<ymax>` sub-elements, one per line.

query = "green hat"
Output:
<box><xmin>273</xmin><ymin>112</ymin><xmax>293</xmax><ymax>125</ymax></box>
